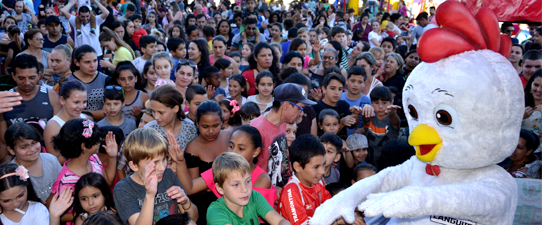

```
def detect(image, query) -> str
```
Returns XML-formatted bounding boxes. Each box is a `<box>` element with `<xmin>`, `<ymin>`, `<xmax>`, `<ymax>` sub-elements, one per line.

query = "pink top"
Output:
<box><xmin>209</xmin><ymin>55</ymin><xmax>230</xmax><ymax>66</ymax></box>
<box><xmin>303</xmin><ymin>55</ymin><xmax>311</xmax><ymax>69</ymax></box>
<box><xmin>250</xmin><ymin>115</ymin><xmax>286</xmax><ymax>172</ymax></box>
<box><xmin>201</xmin><ymin>165</ymin><xmax>277</xmax><ymax>207</ymax></box>
<box><xmin>51</xmin><ymin>154</ymin><xmax>103</xmax><ymax>195</ymax></box>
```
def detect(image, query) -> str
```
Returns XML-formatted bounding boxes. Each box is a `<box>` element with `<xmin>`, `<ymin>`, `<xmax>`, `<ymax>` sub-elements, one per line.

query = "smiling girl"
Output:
<box><xmin>228</xmin><ymin>74</ymin><xmax>248</xmax><ymax>106</ymax></box>
<box><xmin>6</xmin><ymin>123</ymin><xmax>61</xmax><ymax>203</ymax></box>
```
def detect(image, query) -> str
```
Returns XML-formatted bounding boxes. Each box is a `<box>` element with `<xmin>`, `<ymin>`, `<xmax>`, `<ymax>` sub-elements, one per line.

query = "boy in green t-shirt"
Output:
<box><xmin>207</xmin><ymin>152</ymin><xmax>291</xmax><ymax>225</ymax></box>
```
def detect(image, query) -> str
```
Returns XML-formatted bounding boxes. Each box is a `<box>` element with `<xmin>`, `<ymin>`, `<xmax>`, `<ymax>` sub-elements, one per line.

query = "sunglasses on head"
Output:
<box><xmin>105</xmin><ymin>86</ymin><xmax>125</xmax><ymax>97</ymax></box>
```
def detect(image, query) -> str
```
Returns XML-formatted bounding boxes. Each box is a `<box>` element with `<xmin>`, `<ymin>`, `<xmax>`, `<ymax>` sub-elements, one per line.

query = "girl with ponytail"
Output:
<box><xmin>99</xmin><ymin>27</ymin><xmax>135</xmax><ymax>71</ymax></box>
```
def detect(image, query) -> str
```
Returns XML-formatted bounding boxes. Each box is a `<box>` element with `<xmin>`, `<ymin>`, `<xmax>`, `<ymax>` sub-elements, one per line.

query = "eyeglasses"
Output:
<box><xmin>34</xmin><ymin>38</ymin><xmax>44</xmax><ymax>42</ymax></box>
<box><xmin>105</xmin><ymin>86</ymin><xmax>125</xmax><ymax>97</ymax></box>
<box><xmin>322</xmin><ymin>56</ymin><xmax>335</xmax><ymax>61</ymax></box>
<box><xmin>287</xmin><ymin>101</ymin><xmax>304</xmax><ymax>112</ymax></box>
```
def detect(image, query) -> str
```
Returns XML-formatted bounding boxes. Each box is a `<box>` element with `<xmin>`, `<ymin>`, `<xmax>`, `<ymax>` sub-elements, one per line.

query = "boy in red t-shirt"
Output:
<box><xmin>278</xmin><ymin>135</ymin><xmax>331</xmax><ymax>224</ymax></box>
<box><xmin>130</xmin><ymin>14</ymin><xmax>148</xmax><ymax>49</ymax></box>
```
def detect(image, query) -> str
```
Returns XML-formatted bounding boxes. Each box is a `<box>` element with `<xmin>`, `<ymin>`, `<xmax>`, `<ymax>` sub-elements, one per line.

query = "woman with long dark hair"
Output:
<box><xmin>188</xmin><ymin>38</ymin><xmax>211</xmax><ymax>84</ymax></box>
<box><xmin>242</xmin><ymin>42</ymin><xmax>279</xmax><ymax>96</ymax></box>
<box><xmin>523</xmin><ymin>69</ymin><xmax>542</xmax><ymax>153</ymax></box>
<box><xmin>216</xmin><ymin>20</ymin><xmax>233</xmax><ymax>53</ymax></box>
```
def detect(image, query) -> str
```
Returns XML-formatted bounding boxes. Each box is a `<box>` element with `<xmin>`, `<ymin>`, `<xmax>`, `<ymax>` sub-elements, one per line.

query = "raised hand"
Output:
<box><xmin>310</xmin><ymin>88</ymin><xmax>322</xmax><ymax>102</ymax></box>
<box><xmin>0</xmin><ymin>91</ymin><xmax>22</xmax><ymax>113</ymax></box>
<box><xmin>361</xmin><ymin>104</ymin><xmax>375</xmax><ymax>118</ymax></box>
<box><xmin>342</xmin><ymin>115</ymin><xmax>357</xmax><ymax>127</ymax></box>
<box><xmin>49</xmin><ymin>188</ymin><xmax>74</xmax><ymax>218</ymax></box>
<box><xmin>166</xmin><ymin>131</ymin><xmax>184</xmax><ymax>162</ymax></box>
<box><xmin>130</xmin><ymin>105</ymin><xmax>143</xmax><ymax>117</ymax></box>
<box><xmin>313</xmin><ymin>40</ymin><xmax>321</xmax><ymax>52</ymax></box>
<box><xmin>385</xmin><ymin>105</ymin><xmax>401</xmax><ymax>114</ymax></box>
<box><xmin>166</xmin><ymin>186</ymin><xmax>189</xmax><ymax>204</ymax></box>
<box><xmin>102</xmin><ymin>131</ymin><xmax>118</xmax><ymax>158</ymax></box>
<box><xmin>349</xmin><ymin>106</ymin><xmax>363</xmax><ymax>115</ymax></box>
<box><xmin>144</xmin><ymin>162</ymin><xmax>158</xmax><ymax>196</ymax></box>
<box><xmin>205</xmin><ymin>85</ymin><xmax>216</xmax><ymax>100</ymax></box>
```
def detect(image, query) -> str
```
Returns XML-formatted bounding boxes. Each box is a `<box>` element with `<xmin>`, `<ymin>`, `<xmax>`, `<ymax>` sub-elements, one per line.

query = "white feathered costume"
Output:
<box><xmin>309</xmin><ymin>1</ymin><xmax>523</xmax><ymax>225</ymax></box>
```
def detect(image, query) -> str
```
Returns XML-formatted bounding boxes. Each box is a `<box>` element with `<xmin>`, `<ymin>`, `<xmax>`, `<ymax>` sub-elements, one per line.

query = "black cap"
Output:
<box><xmin>45</xmin><ymin>16</ymin><xmax>61</xmax><ymax>25</ymax></box>
<box><xmin>274</xmin><ymin>83</ymin><xmax>316</xmax><ymax>105</ymax></box>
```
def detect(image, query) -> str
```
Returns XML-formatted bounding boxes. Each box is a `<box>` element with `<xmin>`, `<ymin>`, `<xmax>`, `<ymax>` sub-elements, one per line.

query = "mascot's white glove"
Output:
<box><xmin>359</xmin><ymin>186</ymin><xmax>426</xmax><ymax>218</ymax></box>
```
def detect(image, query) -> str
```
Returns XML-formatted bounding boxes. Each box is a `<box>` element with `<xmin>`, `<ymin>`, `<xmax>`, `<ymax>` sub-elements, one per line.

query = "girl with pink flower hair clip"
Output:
<box><xmin>48</xmin><ymin>118</ymin><xmax>118</xmax><ymax>224</ymax></box>
<box><xmin>0</xmin><ymin>163</ymin><xmax>52</xmax><ymax>224</ymax></box>
<box><xmin>219</xmin><ymin>99</ymin><xmax>243</xmax><ymax>131</ymax></box>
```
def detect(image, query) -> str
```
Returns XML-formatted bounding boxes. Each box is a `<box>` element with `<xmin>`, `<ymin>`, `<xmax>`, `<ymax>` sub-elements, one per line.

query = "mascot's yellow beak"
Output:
<box><xmin>409</xmin><ymin>124</ymin><xmax>442</xmax><ymax>162</ymax></box>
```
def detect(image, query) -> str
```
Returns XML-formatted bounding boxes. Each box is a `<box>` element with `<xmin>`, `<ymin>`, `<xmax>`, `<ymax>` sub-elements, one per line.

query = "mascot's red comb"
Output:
<box><xmin>417</xmin><ymin>0</ymin><xmax>512</xmax><ymax>63</ymax></box>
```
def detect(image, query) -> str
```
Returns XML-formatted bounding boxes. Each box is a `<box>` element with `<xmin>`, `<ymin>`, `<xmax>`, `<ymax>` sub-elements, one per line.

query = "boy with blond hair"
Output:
<box><xmin>113</xmin><ymin>128</ymin><xmax>198</xmax><ymax>225</ymax></box>
<box><xmin>207</xmin><ymin>152</ymin><xmax>290</xmax><ymax>225</ymax></box>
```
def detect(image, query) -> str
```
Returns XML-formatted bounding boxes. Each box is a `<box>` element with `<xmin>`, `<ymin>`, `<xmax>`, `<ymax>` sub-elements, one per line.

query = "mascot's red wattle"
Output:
<box><xmin>309</xmin><ymin>1</ymin><xmax>523</xmax><ymax>224</ymax></box>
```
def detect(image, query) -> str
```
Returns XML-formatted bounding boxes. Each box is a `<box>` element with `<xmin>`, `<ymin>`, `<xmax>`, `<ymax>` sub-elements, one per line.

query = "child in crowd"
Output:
<box><xmin>142</xmin><ymin>61</ymin><xmax>158</xmax><ymax>94</ymax></box>
<box><xmin>247</xmin><ymin>71</ymin><xmax>275</xmax><ymax>112</ymax></box>
<box><xmin>99</xmin><ymin>28</ymin><xmax>136</xmax><ymax>70</ymax></box>
<box><xmin>369</xmin><ymin>47</ymin><xmax>385</xmax><ymax>77</ymax></box>
<box><xmin>132</xmin><ymin>36</ymin><xmax>157</xmax><ymax>74</ymax></box>
<box><xmin>214</xmin><ymin>58</ymin><xmax>233</xmax><ymax>98</ymax></box>
<box><xmin>75</xmin><ymin>5</ymin><xmax>96</xmax><ymax>37</ymax></box>
<box><xmin>113</xmin><ymin>128</ymin><xmax>197</xmax><ymax>224</ymax></box>
<box><xmin>330</xmin><ymin>27</ymin><xmax>350</xmax><ymax>67</ymax></box>
<box><xmin>114</xmin><ymin>62</ymin><xmax>150</xmax><ymax>121</ymax></box>
<box><xmin>341</xmin><ymin>66</ymin><xmax>372</xmax><ymax>135</ymax></box>
<box><xmin>203</xmin><ymin>66</ymin><xmax>226</xmax><ymax>100</ymax></box>
<box><xmin>285</xmin><ymin>122</ymin><xmax>297</xmax><ymax>147</ymax></box>
<box><xmin>98</xmin><ymin>86</ymin><xmax>137</xmax><ymax>139</ymax></box>
<box><xmin>240</xmin><ymin>102</ymin><xmax>261</xmax><ymax>125</ymax></box>
<box><xmin>229</xmin><ymin>74</ymin><xmax>248</xmax><ymax>106</ymax></box>
<box><xmin>171</xmin><ymin>126</ymin><xmax>276</xmax><ymax>209</ymax></box>
<box><xmin>318</xmin><ymin>109</ymin><xmax>342</xmax><ymax>137</ymax></box>
<box><xmin>152</xmin><ymin>52</ymin><xmax>176</xmax><ymax>87</ymax></box>
<box><xmin>129</xmin><ymin>14</ymin><xmax>148</xmax><ymax>49</ymax></box>
<box><xmin>320</xmin><ymin>133</ymin><xmax>342</xmax><ymax>185</ymax></box>
<box><xmin>384</xmin><ymin>22</ymin><xmax>395</xmax><ymax>38</ymax></box>
<box><xmin>203</xmin><ymin>26</ymin><xmax>216</xmax><ymax>51</ymax></box>
<box><xmin>156</xmin><ymin>213</ymin><xmax>196</xmax><ymax>225</ymax></box>
<box><xmin>73</xmin><ymin>173</ymin><xmax>118</xmax><ymax>225</ymax></box>
<box><xmin>313</xmin><ymin>74</ymin><xmax>361</xmax><ymax>140</ymax></box>
<box><xmin>239</xmin><ymin>43</ymin><xmax>255</xmax><ymax>71</ymax></box>
<box><xmin>278</xmin><ymin>135</ymin><xmax>331</xmax><ymax>224</ymax></box>
<box><xmin>206</xmin><ymin>152</ymin><xmax>288</xmax><ymax>225</ymax></box>
<box><xmin>340</xmin><ymin>134</ymin><xmax>369</xmax><ymax>185</ymax></box>
<box><xmin>363</xmin><ymin>86</ymin><xmax>400</xmax><ymax>169</ymax></box>
<box><xmin>351</xmin><ymin>163</ymin><xmax>377</xmax><ymax>184</ymax></box>
<box><xmin>325</xmin><ymin>182</ymin><xmax>347</xmax><ymax>196</ymax></box>
<box><xmin>219</xmin><ymin>99</ymin><xmax>242</xmax><ymax>131</ymax></box>
<box><xmin>50</xmin><ymin>118</ymin><xmax>118</xmax><ymax>222</ymax></box>
<box><xmin>288</xmin><ymin>38</ymin><xmax>320</xmax><ymax>73</ymax></box>
<box><xmin>0</xmin><ymin>163</ymin><xmax>49</xmax><ymax>224</ymax></box>
<box><xmin>230</xmin><ymin>52</ymin><xmax>242</xmax><ymax>65</ymax></box>
<box><xmin>138</xmin><ymin>108</ymin><xmax>155</xmax><ymax>128</ymax></box>
<box><xmin>184</xmin><ymin>101</ymin><xmax>231</xmax><ymax>224</ymax></box>
<box><xmin>167</xmin><ymin>37</ymin><xmax>187</xmax><ymax>80</ymax></box>
<box><xmin>5</xmin><ymin>122</ymin><xmax>61</xmax><ymax>202</ymax></box>
<box><xmin>319</xmin><ymin>27</ymin><xmax>330</xmax><ymax>47</ymax></box>
<box><xmin>184</xmin><ymin>84</ymin><xmax>208</xmax><ymax>124</ymax></box>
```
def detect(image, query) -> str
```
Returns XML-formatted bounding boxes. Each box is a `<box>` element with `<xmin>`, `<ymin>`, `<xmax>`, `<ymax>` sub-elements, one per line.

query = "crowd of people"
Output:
<box><xmin>0</xmin><ymin>0</ymin><xmax>540</xmax><ymax>224</ymax></box>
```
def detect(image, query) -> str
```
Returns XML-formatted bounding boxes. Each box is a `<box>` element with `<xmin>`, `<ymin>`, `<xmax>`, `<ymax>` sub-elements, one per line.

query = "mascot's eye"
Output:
<box><xmin>408</xmin><ymin>105</ymin><xmax>418</xmax><ymax>119</ymax></box>
<box><xmin>433</xmin><ymin>104</ymin><xmax>458</xmax><ymax>128</ymax></box>
<box><xmin>436</xmin><ymin>110</ymin><xmax>452</xmax><ymax>125</ymax></box>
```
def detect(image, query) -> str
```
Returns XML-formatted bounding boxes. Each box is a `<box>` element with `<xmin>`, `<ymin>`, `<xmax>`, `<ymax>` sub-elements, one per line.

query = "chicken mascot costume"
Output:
<box><xmin>309</xmin><ymin>1</ymin><xmax>523</xmax><ymax>225</ymax></box>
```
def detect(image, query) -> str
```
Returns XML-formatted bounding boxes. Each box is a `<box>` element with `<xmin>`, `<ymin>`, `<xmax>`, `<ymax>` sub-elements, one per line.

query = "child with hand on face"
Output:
<box><xmin>203</xmin><ymin>66</ymin><xmax>226</xmax><ymax>102</ymax></box>
<box><xmin>340</xmin><ymin>134</ymin><xmax>369</xmax><ymax>185</ymax></box>
<box><xmin>113</xmin><ymin>128</ymin><xmax>198</xmax><ymax>225</ymax></box>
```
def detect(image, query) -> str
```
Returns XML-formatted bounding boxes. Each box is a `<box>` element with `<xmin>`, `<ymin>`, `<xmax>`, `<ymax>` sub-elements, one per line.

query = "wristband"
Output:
<box><xmin>182</xmin><ymin>200</ymin><xmax>192</xmax><ymax>210</ymax></box>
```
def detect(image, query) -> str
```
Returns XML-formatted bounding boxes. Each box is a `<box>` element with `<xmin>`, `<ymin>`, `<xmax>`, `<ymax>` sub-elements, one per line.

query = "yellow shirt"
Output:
<box><xmin>381</xmin><ymin>20</ymin><xmax>389</xmax><ymax>30</ymax></box>
<box><xmin>113</xmin><ymin>47</ymin><xmax>134</xmax><ymax>66</ymax></box>
<box><xmin>208</xmin><ymin>40</ymin><xmax>213</xmax><ymax>52</ymax></box>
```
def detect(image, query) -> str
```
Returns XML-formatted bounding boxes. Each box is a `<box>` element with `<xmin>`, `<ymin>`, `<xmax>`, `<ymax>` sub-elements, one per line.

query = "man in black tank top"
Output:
<box><xmin>0</xmin><ymin>54</ymin><xmax>61</xmax><ymax>160</ymax></box>
<box><xmin>42</xmin><ymin>16</ymin><xmax>75</xmax><ymax>53</ymax></box>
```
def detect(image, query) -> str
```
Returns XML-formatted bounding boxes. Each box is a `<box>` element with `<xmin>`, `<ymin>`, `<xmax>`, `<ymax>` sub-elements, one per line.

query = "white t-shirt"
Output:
<box><xmin>392</xmin><ymin>23</ymin><xmax>401</xmax><ymax>34</ymax></box>
<box><xmin>0</xmin><ymin>201</ymin><xmax>49</xmax><ymax>225</ymax></box>
<box><xmin>423</xmin><ymin>23</ymin><xmax>438</xmax><ymax>32</ymax></box>
<box><xmin>368</xmin><ymin>31</ymin><xmax>383</xmax><ymax>48</ymax></box>
<box><xmin>69</xmin><ymin>15</ymin><xmax>106</xmax><ymax>56</ymax></box>
<box><xmin>132</xmin><ymin>57</ymin><xmax>148</xmax><ymax>74</ymax></box>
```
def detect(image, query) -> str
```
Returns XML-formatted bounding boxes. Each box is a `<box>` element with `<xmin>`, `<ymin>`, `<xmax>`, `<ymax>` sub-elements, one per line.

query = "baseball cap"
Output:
<box><xmin>346</xmin><ymin>134</ymin><xmax>368</xmax><ymax>150</ymax></box>
<box><xmin>274</xmin><ymin>83</ymin><xmax>316</xmax><ymax>105</ymax></box>
<box><xmin>45</xmin><ymin>16</ymin><xmax>61</xmax><ymax>26</ymax></box>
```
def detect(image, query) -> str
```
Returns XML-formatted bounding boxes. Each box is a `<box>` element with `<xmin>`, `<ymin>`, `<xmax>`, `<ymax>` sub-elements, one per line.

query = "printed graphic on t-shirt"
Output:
<box><xmin>87</xmin><ymin>88</ymin><xmax>104</xmax><ymax>111</ymax></box>
<box><xmin>138</xmin><ymin>191</ymin><xmax>176</xmax><ymax>223</ymax></box>
<box><xmin>429</xmin><ymin>215</ymin><xmax>477</xmax><ymax>225</ymax></box>
<box><xmin>268</xmin><ymin>135</ymin><xmax>291</xmax><ymax>187</ymax></box>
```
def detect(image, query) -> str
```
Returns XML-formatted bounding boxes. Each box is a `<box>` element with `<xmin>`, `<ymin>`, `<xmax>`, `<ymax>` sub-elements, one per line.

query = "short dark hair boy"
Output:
<box><xmin>320</xmin><ymin>132</ymin><xmax>342</xmax><ymax>185</ymax></box>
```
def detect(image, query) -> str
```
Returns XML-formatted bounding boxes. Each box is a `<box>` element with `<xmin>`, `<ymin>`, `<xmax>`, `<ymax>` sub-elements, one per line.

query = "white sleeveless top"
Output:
<box><xmin>50</xmin><ymin>114</ymin><xmax>87</xmax><ymax>127</ymax></box>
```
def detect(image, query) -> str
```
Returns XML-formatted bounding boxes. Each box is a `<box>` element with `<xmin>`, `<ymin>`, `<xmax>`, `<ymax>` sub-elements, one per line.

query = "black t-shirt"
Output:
<box><xmin>313</xmin><ymin>100</ymin><xmax>352</xmax><ymax>139</ymax></box>
<box><xmin>296</xmin><ymin>105</ymin><xmax>316</xmax><ymax>136</ymax></box>
<box><xmin>383</xmin><ymin>74</ymin><xmax>406</xmax><ymax>92</ymax></box>
<box><xmin>7</xmin><ymin>41</ymin><xmax>23</xmax><ymax>68</ymax></box>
